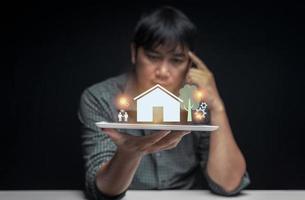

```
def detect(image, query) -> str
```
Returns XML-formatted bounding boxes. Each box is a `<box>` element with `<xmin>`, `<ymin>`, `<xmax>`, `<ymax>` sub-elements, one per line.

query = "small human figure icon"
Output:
<box><xmin>118</xmin><ymin>109</ymin><xmax>128</xmax><ymax>122</ymax></box>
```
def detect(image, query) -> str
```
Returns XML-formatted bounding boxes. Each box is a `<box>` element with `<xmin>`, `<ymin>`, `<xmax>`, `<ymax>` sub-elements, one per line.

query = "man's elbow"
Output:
<box><xmin>220</xmin><ymin>165</ymin><xmax>247</xmax><ymax>193</ymax></box>
<box><xmin>219</xmin><ymin>174</ymin><xmax>245</xmax><ymax>194</ymax></box>
<box><xmin>206</xmin><ymin>162</ymin><xmax>247</xmax><ymax>196</ymax></box>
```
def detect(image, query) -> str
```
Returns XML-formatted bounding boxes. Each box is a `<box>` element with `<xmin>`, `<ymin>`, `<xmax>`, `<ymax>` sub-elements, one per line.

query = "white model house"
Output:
<box><xmin>134</xmin><ymin>84</ymin><xmax>183</xmax><ymax>122</ymax></box>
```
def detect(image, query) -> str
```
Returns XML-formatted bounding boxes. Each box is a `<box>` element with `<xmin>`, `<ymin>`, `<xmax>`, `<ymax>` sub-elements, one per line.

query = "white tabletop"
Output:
<box><xmin>0</xmin><ymin>190</ymin><xmax>305</xmax><ymax>200</ymax></box>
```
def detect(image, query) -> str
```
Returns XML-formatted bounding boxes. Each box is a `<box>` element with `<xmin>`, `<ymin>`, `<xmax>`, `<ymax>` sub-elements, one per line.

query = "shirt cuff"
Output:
<box><xmin>204</xmin><ymin>170</ymin><xmax>251</xmax><ymax>196</ymax></box>
<box><xmin>94</xmin><ymin>182</ymin><xmax>127</xmax><ymax>200</ymax></box>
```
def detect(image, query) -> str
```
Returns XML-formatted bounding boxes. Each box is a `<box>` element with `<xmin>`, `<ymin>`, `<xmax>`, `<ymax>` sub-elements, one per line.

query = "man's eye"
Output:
<box><xmin>147</xmin><ymin>54</ymin><xmax>160</xmax><ymax>60</ymax></box>
<box><xmin>171</xmin><ymin>58</ymin><xmax>184</xmax><ymax>63</ymax></box>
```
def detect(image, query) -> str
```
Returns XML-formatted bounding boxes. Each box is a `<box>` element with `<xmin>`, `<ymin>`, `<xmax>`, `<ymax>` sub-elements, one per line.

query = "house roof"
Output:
<box><xmin>133</xmin><ymin>84</ymin><xmax>183</xmax><ymax>102</ymax></box>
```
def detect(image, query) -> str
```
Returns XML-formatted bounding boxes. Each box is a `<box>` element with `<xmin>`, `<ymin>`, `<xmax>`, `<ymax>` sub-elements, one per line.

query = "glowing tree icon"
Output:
<box><xmin>179</xmin><ymin>84</ymin><xmax>200</xmax><ymax>122</ymax></box>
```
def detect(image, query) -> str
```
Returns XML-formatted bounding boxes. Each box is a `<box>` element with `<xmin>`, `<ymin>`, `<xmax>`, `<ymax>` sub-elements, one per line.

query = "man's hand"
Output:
<box><xmin>102</xmin><ymin>128</ymin><xmax>191</xmax><ymax>157</ymax></box>
<box><xmin>96</xmin><ymin>128</ymin><xmax>190</xmax><ymax>196</ymax></box>
<box><xmin>186</xmin><ymin>51</ymin><xmax>225</xmax><ymax>112</ymax></box>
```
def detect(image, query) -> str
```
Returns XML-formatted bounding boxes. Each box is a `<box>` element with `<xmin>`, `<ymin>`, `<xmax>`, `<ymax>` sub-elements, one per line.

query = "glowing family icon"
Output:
<box><xmin>118</xmin><ymin>109</ymin><xmax>128</xmax><ymax>122</ymax></box>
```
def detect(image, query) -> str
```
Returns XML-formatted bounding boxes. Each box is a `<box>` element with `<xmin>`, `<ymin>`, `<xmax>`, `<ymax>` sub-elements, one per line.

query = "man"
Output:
<box><xmin>78</xmin><ymin>6</ymin><xmax>250</xmax><ymax>200</ymax></box>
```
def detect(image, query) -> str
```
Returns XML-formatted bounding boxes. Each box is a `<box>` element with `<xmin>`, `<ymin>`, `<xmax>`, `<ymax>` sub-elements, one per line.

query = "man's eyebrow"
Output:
<box><xmin>145</xmin><ymin>49</ymin><xmax>186</xmax><ymax>57</ymax></box>
<box><xmin>145</xmin><ymin>49</ymin><xmax>161</xmax><ymax>54</ymax></box>
<box><xmin>166</xmin><ymin>49</ymin><xmax>187</xmax><ymax>57</ymax></box>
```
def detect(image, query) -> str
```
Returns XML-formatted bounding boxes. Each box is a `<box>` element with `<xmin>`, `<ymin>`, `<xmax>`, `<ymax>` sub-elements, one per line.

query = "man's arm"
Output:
<box><xmin>95</xmin><ymin>148</ymin><xmax>142</xmax><ymax>197</ymax></box>
<box><xmin>97</xmin><ymin>128</ymin><xmax>191</xmax><ymax>197</ymax></box>
<box><xmin>186</xmin><ymin>51</ymin><xmax>250</xmax><ymax>195</ymax></box>
<box><xmin>206</xmin><ymin>103</ymin><xmax>247</xmax><ymax>193</ymax></box>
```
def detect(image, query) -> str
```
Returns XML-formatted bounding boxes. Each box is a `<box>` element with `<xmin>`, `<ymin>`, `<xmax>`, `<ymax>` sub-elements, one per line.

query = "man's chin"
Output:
<box><xmin>153</xmin><ymin>83</ymin><xmax>179</xmax><ymax>94</ymax></box>
<box><xmin>152</xmin><ymin>82</ymin><xmax>169</xmax><ymax>89</ymax></box>
<box><xmin>138</xmin><ymin>82</ymin><xmax>177</xmax><ymax>92</ymax></box>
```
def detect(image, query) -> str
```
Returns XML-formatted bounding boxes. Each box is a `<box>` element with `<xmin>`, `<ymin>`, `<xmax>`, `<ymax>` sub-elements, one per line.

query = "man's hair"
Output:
<box><xmin>132</xmin><ymin>6</ymin><xmax>197</xmax><ymax>52</ymax></box>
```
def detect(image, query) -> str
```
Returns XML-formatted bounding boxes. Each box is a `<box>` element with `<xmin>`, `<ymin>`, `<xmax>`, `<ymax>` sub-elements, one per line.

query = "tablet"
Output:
<box><xmin>95</xmin><ymin>121</ymin><xmax>219</xmax><ymax>132</ymax></box>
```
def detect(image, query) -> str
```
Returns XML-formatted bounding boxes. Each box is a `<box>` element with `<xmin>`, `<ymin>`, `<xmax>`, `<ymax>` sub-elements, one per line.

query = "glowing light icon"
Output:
<box><xmin>193</xmin><ymin>89</ymin><xmax>204</xmax><ymax>102</ymax></box>
<box><xmin>117</xmin><ymin>95</ymin><xmax>130</xmax><ymax>110</ymax></box>
<box><xmin>194</xmin><ymin>110</ymin><xmax>205</xmax><ymax>121</ymax></box>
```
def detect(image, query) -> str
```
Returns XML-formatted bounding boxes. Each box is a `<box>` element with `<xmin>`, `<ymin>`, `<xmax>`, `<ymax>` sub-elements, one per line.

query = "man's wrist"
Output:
<box><xmin>210</xmin><ymin>98</ymin><xmax>226</xmax><ymax>113</ymax></box>
<box><xmin>116</xmin><ymin>147</ymin><xmax>144</xmax><ymax>162</ymax></box>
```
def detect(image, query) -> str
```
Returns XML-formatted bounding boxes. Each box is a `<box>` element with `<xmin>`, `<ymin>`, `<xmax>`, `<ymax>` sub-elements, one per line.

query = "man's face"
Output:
<box><xmin>132</xmin><ymin>44</ymin><xmax>190</xmax><ymax>94</ymax></box>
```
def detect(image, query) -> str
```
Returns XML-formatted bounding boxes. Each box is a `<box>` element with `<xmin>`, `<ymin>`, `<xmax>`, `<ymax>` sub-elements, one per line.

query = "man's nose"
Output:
<box><xmin>156</xmin><ymin>61</ymin><xmax>170</xmax><ymax>78</ymax></box>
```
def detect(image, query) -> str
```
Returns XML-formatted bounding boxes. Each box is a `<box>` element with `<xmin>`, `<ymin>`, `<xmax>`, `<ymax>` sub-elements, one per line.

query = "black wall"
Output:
<box><xmin>2</xmin><ymin>1</ymin><xmax>305</xmax><ymax>189</ymax></box>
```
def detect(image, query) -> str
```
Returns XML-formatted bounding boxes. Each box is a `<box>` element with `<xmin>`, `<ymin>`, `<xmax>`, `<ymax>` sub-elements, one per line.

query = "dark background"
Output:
<box><xmin>2</xmin><ymin>0</ymin><xmax>305</xmax><ymax>190</ymax></box>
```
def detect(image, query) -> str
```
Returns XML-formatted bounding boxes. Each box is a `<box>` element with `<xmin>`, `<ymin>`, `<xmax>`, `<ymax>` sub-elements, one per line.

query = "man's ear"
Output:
<box><xmin>130</xmin><ymin>43</ymin><xmax>136</xmax><ymax>64</ymax></box>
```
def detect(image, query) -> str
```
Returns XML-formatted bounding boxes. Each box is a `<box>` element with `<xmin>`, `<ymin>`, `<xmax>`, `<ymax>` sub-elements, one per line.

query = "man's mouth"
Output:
<box><xmin>152</xmin><ymin>81</ymin><xmax>176</xmax><ymax>92</ymax></box>
<box><xmin>152</xmin><ymin>82</ymin><xmax>169</xmax><ymax>88</ymax></box>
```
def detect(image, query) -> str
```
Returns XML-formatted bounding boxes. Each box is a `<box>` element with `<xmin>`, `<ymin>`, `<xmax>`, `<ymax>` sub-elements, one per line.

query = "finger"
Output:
<box><xmin>189</xmin><ymin>68</ymin><xmax>211</xmax><ymax>77</ymax></box>
<box><xmin>137</xmin><ymin>131</ymin><xmax>172</xmax><ymax>154</ymax></box>
<box><xmin>187</xmin><ymin>73</ymin><xmax>213</xmax><ymax>88</ymax></box>
<box><xmin>101</xmin><ymin>128</ymin><xmax>123</xmax><ymax>141</ymax></box>
<box><xmin>147</xmin><ymin>131</ymin><xmax>191</xmax><ymax>153</ymax></box>
<box><xmin>158</xmin><ymin>139</ymin><xmax>181</xmax><ymax>152</ymax></box>
<box><xmin>150</xmin><ymin>130</ymin><xmax>190</xmax><ymax>147</ymax></box>
<box><xmin>189</xmin><ymin>69</ymin><xmax>213</xmax><ymax>81</ymax></box>
<box><xmin>141</xmin><ymin>130</ymin><xmax>171</xmax><ymax>145</ymax></box>
<box><xmin>181</xmin><ymin>130</ymin><xmax>192</xmax><ymax>136</ymax></box>
<box><xmin>148</xmin><ymin>138</ymin><xmax>181</xmax><ymax>153</ymax></box>
<box><xmin>161</xmin><ymin>130</ymin><xmax>188</xmax><ymax>140</ymax></box>
<box><xmin>171</xmin><ymin>130</ymin><xmax>191</xmax><ymax>136</ymax></box>
<box><xmin>188</xmin><ymin>51</ymin><xmax>210</xmax><ymax>72</ymax></box>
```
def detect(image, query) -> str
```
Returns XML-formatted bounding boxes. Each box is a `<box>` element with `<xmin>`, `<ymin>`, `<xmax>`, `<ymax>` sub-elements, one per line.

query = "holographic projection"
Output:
<box><xmin>116</xmin><ymin>84</ymin><xmax>208</xmax><ymax>124</ymax></box>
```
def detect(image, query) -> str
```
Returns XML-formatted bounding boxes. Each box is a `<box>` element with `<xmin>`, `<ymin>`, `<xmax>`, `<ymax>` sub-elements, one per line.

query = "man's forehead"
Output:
<box><xmin>150</xmin><ymin>44</ymin><xmax>188</xmax><ymax>55</ymax></box>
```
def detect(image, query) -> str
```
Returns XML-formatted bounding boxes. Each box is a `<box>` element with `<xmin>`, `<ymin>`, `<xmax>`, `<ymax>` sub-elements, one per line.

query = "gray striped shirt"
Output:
<box><xmin>77</xmin><ymin>73</ymin><xmax>250</xmax><ymax>200</ymax></box>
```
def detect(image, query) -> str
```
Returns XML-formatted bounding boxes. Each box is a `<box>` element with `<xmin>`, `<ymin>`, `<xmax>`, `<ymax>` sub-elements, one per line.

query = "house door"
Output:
<box><xmin>152</xmin><ymin>106</ymin><xmax>163</xmax><ymax>123</ymax></box>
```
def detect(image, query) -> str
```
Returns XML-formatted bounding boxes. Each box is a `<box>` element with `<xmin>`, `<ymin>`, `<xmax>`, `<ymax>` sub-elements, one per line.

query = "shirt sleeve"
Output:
<box><xmin>78</xmin><ymin>88</ymin><xmax>126</xmax><ymax>200</ymax></box>
<box><xmin>204</xmin><ymin>170</ymin><xmax>251</xmax><ymax>196</ymax></box>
